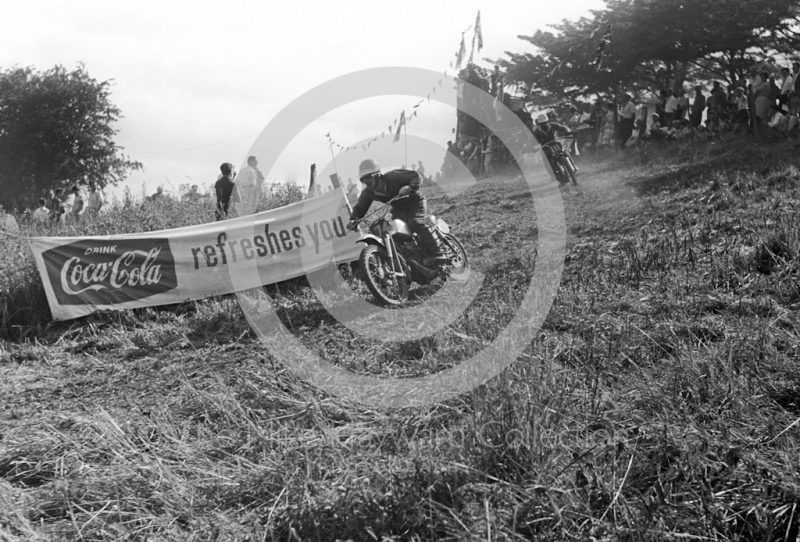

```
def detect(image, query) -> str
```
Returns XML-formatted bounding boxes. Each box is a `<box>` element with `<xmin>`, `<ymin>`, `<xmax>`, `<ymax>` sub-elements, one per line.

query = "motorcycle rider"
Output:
<box><xmin>532</xmin><ymin>114</ymin><xmax>578</xmax><ymax>181</ymax></box>
<box><xmin>346</xmin><ymin>159</ymin><xmax>447</xmax><ymax>267</ymax></box>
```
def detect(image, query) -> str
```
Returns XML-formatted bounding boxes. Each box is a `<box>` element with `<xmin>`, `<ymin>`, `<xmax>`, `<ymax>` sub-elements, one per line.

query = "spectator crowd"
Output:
<box><xmin>441</xmin><ymin>60</ymin><xmax>800</xmax><ymax>180</ymax></box>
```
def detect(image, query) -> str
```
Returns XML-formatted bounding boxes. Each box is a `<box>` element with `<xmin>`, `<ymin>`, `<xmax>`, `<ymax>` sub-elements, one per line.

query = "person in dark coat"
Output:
<box><xmin>214</xmin><ymin>163</ymin><xmax>235</xmax><ymax>221</ymax></box>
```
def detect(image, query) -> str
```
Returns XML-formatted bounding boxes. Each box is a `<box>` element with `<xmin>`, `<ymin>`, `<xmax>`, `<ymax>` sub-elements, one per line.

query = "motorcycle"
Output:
<box><xmin>541</xmin><ymin>136</ymin><xmax>579</xmax><ymax>186</ymax></box>
<box><xmin>349</xmin><ymin>196</ymin><xmax>470</xmax><ymax>306</ymax></box>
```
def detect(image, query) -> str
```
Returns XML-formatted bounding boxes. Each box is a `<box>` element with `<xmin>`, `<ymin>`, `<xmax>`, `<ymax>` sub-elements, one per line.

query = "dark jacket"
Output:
<box><xmin>350</xmin><ymin>169</ymin><xmax>423</xmax><ymax>220</ymax></box>
<box><xmin>532</xmin><ymin>122</ymin><xmax>571</xmax><ymax>146</ymax></box>
<box><xmin>215</xmin><ymin>176</ymin><xmax>235</xmax><ymax>211</ymax></box>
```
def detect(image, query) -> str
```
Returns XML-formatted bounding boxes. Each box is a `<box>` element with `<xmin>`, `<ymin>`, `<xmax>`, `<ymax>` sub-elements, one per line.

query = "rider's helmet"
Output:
<box><xmin>358</xmin><ymin>159</ymin><xmax>381</xmax><ymax>181</ymax></box>
<box><xmin>535</xmin><ymin>114</ymin><xmax>548</xmax><ymax>125</ymax></box>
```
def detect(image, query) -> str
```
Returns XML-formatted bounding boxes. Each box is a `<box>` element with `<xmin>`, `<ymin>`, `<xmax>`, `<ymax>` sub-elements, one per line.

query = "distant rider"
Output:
<box><xmin>346</xmin><ymin>159</ymin><xmax>446</xmax><ymax>267</ymax></box>
<box><xmin>532</xmin><ymin>114</ymin><xmax>577</xmax><ymax>181</ymax></box>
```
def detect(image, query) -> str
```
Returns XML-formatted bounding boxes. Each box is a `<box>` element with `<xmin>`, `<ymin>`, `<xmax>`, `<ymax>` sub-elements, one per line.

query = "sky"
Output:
<box><xmin>1</xmin><ymin>0</ymin><xmax>606</xmax><ymax>200</ymax></box>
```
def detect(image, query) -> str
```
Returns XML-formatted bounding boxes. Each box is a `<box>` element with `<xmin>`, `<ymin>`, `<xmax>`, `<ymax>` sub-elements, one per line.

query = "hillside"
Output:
<box><xmin>1</xmin><ymin>137</ymin><xmax>800</xmax><ymax>541</ymax></box>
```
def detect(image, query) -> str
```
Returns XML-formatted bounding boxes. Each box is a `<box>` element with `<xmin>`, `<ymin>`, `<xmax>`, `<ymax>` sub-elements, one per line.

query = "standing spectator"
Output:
<box><xmin>592</xmin><ymin>99</ymin><xmax>604</xmax><ymax>148</ymax></box>
<box><xmin>779</xmin><ymin>67</ymin><xmax>793</xmax><ymax>106</ymax></box>
<box><xmin>620</xmin><ymin>94</ymin><xmax>636</xmax><ymax>147</ymax></box>
<box><xmin>749</xmin><ymin>67</ymin><xmax>771</xmax><ymax>134</ymax></box>
<box><xmin>656</xmin><ymin>90</ymin><xmax>667</xmax><ymax>125</ymax></box>
<box><xmin>733</xmin><ymin>87</ymin><xmax>750</xmax><ymax>132</ymax></box>
<box><xmin>150</xmin><ymin>186</ymin><xmax>166</xmax><ymax>200</ymax></box>
<box><xmin>235</xmin><ymin>155</ymin><xmax>264</xmax><ymax>216</ymax></box>
<box><xmin>86</xmin><ymin>181</ymin><xmax>104</xmax><ymax>213</ymax></box>
<box><xmin>444</xmin><ymin>140</ymin><xmax>459</xmax><ymax>178</ymax></box>
<box><xmin>575</xmin><ymin>103</ymin><xmax>594</xmax><ymax>153</ymax></box>
<box><xmin>61</xmin><ymin>185</ymin><xmax>75</xmax><ymax>215</ymax></box>
<box><xmin>769</xmin><ymin>75</ymin><xmax>781</xmax><ymax>105</ymax></box>
<box><xmin>466</xmin><ymin>138</ymin><xmax>481</xmax><ymax>175</ymax></box>
<box><xmin>44</xmin><ymin>189</ymin><xmax>56</xmax><ymax>215</ymax></box>
<box><xmin>32</xmin><ymin>198</ymin><xmax>50</xmax><ymax>223</ymax></box>
<box><xmin>346</xmin><ymin>178</ymin><xmax>359</xmax><ymax>201</ymax></box>
<box><xmin>691</xmin><ymin>85</ymin><xmax>706</xmax><ymax>128</ymax></box>
<box><xmin>664</xmin><ymin>89</ymin><xmax>678</xmax><ymax>126</ymax></box>
<box><xmin>214</xmin><ymin>163</ymin><xmax>235</xmax><ymax>221</ymax></box>
<box><xmin>708</xmin><ymin>82</ymin><xmax>728</xmax><ymax>116</ymax></box>
<box><xmin>490</xmin><ymin>65</ymin><xmax>503</xmax><ymax>96</ymax></box>
<box><xmin>792</xmin><ymin>62</ymin><xmax>800</xmax><ymax>96</ymax></box>
<box><xmin>51</xmin><ymin>188</ymin><xmax>65</xmax><ymax>225</ymax></box>
<box><xmin>481</xmin><ymin>135</ymin><xmax>496</xmax><ymax>176</ymax></box>
<box><xmin>70</xmin><ymin>185</ymin><xmax>84</xmax><ymax>219</ymax></box>
<box><xmin>675</xmin><ymin>89</ymin><xmax>690</xmax><ymax>121</ymax></box>
<box><xmin>596</xmin><ymin>104</ymin><xmax>616</xmax><ymax>149</ymax></box>
<box><xmin>417</xmin><ymin>160</ymin><xmax>426</xmax><ymax>180</ymax></box>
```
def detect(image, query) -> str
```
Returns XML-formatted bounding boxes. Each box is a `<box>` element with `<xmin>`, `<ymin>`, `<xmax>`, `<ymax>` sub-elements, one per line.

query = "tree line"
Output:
<box><xmin>499</xmin><ymin>0</ymin><xmax>800</xmax><ymax>105</ymax></box>
<box><xmin>0</xmin><ymin>64</ymin><xmax>141</xmax><ymax>211</ymax></box>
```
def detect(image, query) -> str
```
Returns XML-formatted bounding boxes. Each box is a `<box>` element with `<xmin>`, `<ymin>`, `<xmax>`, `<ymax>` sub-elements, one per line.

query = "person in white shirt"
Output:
<box><xmin>87</xmin><ymin>182</ymin><xmax>104</xmax><ymax>213</ymax></box>
<box><xmin>61</xmin><ymin>188</ymin><xmax>75</xmax><ymax>217</ymax></box>
<box><xmin>70</xmin><ymin>185</ymin><xmax>84</xmax><ymax>218</ymax></box>
<box><xmin>620</xmin><ymin>94</ymin><xmax>637</xmax><ymax>145</ymax></box>
<box><xmin>234</xmin><ymin>155</ymin><xmax>265</xmax><ymax>216</ymax></box>
<box><xmin>32</xmin><ymin>198</ymin><xmax>50</xmax><ymax>223</ymax></box>
<box><xmin>664</xmin><ymin>89</ymin><xmax>678</xmax><ymax>125</ymax></box>
<box><xmin>780</xmin><ymin>66</ymin><xmax>794</xmax><ymax>106</ymax></box>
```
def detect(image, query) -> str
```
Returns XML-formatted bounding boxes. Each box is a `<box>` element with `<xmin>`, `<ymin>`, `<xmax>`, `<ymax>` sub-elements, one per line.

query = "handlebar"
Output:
<box><xmin>348</xmin><ymin>194</ymin><xmax>410</xmax><ymax>231</ymax></box>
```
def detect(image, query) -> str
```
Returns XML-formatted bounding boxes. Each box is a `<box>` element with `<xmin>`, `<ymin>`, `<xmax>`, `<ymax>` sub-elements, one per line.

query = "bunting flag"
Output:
<box><xmin>394</xmin><ymin>110</ymin><xmax>406</xmax><ymax>143</ymax></box>
<box><xmin>594</xmin><ymin>21</ymin><xmax>612</xmax><ymax>72</ymax></box>
<box><xmin>324</xmin><ymin>22</ymin><xmax>465</xmax><ymax>154</ymax></box>
<box><xmin>475</xmin><ymin>11</ymin><xmax>483</xmax><ymax>51</ymax></box>
<box><xmin>455</xmin><ymin>34</ymin><xmax>466</xmax><ymax>71</ymax></box>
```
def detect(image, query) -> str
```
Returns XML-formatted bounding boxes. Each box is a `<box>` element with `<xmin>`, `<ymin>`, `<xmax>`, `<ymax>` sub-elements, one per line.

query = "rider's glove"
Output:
<box><xmin>346</xmin><ymin>220</ymin><xmax>357</xmax><ymax>231</ymax></box>
<box><xmin>398</xmin><ymin>186</ymin><xmax>413</xmax><ymax>197</ymax></box>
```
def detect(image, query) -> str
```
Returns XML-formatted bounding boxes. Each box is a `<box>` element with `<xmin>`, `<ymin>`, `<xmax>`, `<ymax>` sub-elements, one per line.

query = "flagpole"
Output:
<box><xmin>327</xmin><ymin>134</ymin><xmax>340</xmax><ymax>181</ymax></box>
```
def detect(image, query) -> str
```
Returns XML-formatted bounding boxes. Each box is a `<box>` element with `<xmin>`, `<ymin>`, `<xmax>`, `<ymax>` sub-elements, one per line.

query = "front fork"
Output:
<box><xmin>384</xmin><ymin>234</ymin><xmax>406</xmax><ymax>279</ymax></box>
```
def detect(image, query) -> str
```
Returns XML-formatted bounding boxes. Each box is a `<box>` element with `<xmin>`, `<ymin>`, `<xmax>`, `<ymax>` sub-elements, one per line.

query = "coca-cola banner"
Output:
<box><xmin>29</xmin><ymin>188</ymin><xmax>361</xmax><ymax>321</ymax></box>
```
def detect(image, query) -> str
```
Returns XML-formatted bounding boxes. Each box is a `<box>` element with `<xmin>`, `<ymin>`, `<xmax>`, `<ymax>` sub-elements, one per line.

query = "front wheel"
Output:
<box><xmin>440</xmin><ymin>233</ymin><xmax>470</xmax><ymax>281</ymax></box>
<box><xmin>359</xmin><ymin>245</ymin><xmax>408</xmax><ymax>306</ymax></box>
<box><xmin>559</xmin><ymin>155</ymin><xmax>577</xmax><ymax>186</ymax></box>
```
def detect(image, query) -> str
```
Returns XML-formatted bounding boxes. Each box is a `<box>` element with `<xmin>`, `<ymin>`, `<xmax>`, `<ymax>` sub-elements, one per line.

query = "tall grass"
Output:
<box><xmin>0</xmin><ymin>183</ymin><xmax>305</xmax><ymax>341</ymax></box>
<box><xmin>2</xmin><ymin>138</ymin><xmax>800</xmax><ymax>540</ymax></box>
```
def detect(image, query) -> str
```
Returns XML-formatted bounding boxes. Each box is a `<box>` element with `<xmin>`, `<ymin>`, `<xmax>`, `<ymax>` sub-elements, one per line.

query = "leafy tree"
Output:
<box><xmin>500</xmin><ymin>0</ymin><xmax>800</xmax><ymax>104</ymax></box>
<box><xmin>0</xmin><ymin>64</ymin><xmax>141</xmax><ymax>211</ymax></box>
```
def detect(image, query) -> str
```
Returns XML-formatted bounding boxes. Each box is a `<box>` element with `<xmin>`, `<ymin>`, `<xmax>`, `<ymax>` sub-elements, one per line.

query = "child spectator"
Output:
<box><xmin>214</xmin><ymin>163</ymin><xmax>236</xmax><ymax>221</ymax></box>
<box><xmin>32</xmin><ymin>198</ymin><xmax>50</xmax><ymax>223</ymax></box>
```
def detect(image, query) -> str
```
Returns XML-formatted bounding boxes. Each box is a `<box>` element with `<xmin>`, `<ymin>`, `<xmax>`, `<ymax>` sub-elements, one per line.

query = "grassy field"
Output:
<box><xmin>1</xmin><ymin>136</ymin><xmax>799</xmax><ymax>541</ymax></box>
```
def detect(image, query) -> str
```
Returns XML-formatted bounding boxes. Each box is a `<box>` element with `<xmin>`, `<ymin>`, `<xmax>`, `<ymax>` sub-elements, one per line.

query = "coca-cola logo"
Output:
<box><xmin>43</xmin><ymin>239</ymin><xmax>177</xmax><ymax>306</ymax></box>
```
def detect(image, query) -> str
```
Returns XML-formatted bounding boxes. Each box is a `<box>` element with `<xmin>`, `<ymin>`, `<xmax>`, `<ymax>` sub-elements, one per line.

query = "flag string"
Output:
<box><xmin>327</xmin><ymin>13</ymin><xmax>483</xmax><ymax>153</ymax></box>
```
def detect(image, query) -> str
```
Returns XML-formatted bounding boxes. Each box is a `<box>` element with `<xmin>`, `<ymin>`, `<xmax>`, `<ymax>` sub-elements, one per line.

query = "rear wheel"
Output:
<box><xmin>359</xmin><ymin>245</ymin><xmax>408</xmax><ymax>306</ymax></box>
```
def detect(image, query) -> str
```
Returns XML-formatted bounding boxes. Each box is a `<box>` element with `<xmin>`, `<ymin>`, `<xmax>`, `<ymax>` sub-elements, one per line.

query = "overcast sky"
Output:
<box><xmin>2</xmin><ymin>0</ymin><xmax>605</xmax><ymax>199</ymax></box>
